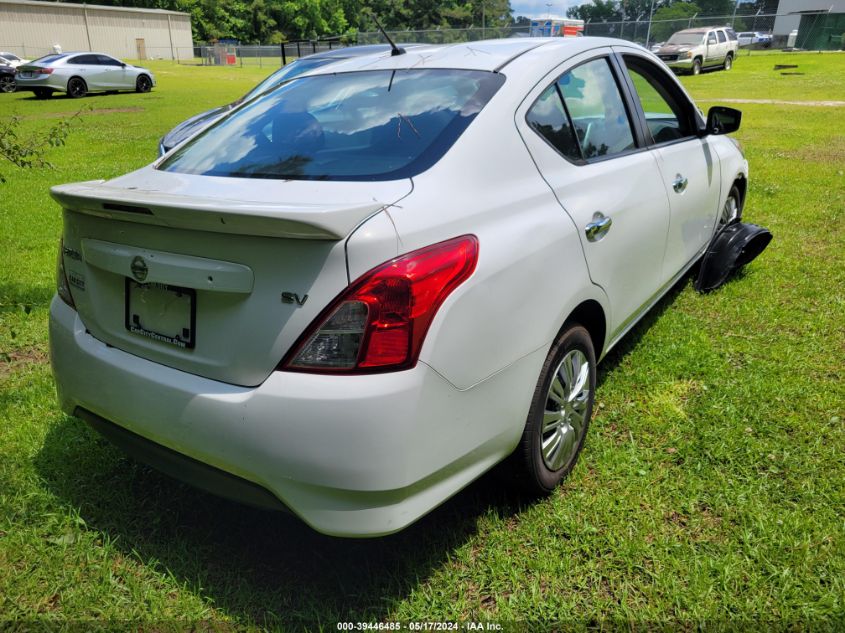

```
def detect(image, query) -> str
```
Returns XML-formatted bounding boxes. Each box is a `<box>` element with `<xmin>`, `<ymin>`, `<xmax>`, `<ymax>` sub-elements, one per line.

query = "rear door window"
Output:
<box><xmin>558</xmin><ymin>58</ymin><xmax>636</xmax><ymax>159</ymax></box>
<box><xmin>526</xmin><ymin>56</ymin><xmax>637</xmax><ymax>162</ymax></box>
<box><xmin>96</xmin><ymin>55</ymin><xmax>122</xmax><ymax>66</ymax></box>
<box><xmin>68</xmin><ymin>55</ymin><xmax>98</xmax><ymax>65</ymax></box>
<box><xmin>526</xmin><ymin>84</ymin><xmax>581</xmax><ymax>161</ymax></box>
<box><xmin>717</xmin><ymin>30</ymin><xmax>727</xmax><ymax>43</ymax></box>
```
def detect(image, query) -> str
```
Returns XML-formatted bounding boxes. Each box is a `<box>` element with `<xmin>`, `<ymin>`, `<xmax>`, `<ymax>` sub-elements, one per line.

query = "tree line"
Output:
<box><xmin>57</xmin><ymin>0</ymin><xmax>779</xmax><ymax>46</ymax></box>
<box><xmin>58</xmin><ymin>0</ymin><xmax>516</xmax><ymax>44</ymax></box>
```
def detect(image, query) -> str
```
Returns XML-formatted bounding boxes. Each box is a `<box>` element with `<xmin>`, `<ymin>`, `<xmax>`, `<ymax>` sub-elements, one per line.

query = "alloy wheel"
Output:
<box><xmin>0</xmin><ymin>76</ymin><xmax>14</xmax><ymax>93</ymax></box>
<box><xmin>541</xmin><ymin>349</ymin><xmax>591</xmax><ymax>471</ymax></box>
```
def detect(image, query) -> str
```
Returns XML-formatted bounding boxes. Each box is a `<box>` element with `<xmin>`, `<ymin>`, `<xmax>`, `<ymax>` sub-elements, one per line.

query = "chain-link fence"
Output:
<box><xmin>357</xmin><ymin>11</ymin><xmax>845</xmax><ymax>51</ymax></box>
<box><xmin>3</xmin><ymin>11</ymin><xmax>842</xmax><ymax>69</ymax></box>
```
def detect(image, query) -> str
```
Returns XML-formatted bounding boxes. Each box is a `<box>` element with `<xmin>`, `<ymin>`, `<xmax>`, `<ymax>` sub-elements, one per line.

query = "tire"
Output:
<box><xmin>692</xmin><ymin>58</ymin><xmax>702</xmax><ymax>75</ymax></box>
<box><xmin>33</xmin><ymin>88</ymin><xmax>52</xmax><ymax>99</ymax></box>
<box><xmin>718</xmin><ymin>184</ymin><xmax>743</xmax><ymax>229</ymax></box>
<box><xmin>513</xmin><ymin>324</ymin><xmax>596</xmax><ymax>494</ymax></box>
<box><xmin>724</xmin><ymin>53</ymin><xmax>733</xmax><ymax>71</ymax></box>
<box><xmin>67</xmin><ymin>77</ymin><xmax>87</xmax><ymax>99</ymax></box>
<box><xmin>0</xmin><ymin>75</ymin><xmax>15</xmax><ymax>93</ymax></box>
<box><xmin>135</xmin><ymin>74</ymin><xmax>152</xmax><ymax>93</ymax></box>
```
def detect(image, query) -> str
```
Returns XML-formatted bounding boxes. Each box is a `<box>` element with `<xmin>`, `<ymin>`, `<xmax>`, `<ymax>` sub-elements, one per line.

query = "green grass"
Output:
<box><xmin>1</xmin><ymin>53</ymin><xmax>844</xmax><ymax>630</ymax></box>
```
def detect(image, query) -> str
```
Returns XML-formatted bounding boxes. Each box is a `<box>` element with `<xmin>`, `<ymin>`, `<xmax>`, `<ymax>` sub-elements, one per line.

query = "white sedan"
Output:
<box><xmin>49</xmin><ymin>37</ymin><xmax>749</xmax><ymax>536</ymax></box>
<box><xmin>15</xmin><ymin>52</ymin><xmax>154</xmax><ymax>99</ymax></box>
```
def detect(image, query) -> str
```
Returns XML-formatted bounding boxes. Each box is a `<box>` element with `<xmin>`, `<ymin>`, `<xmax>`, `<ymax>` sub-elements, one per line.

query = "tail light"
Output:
<box><xmin>34</xmin><ymin>68</ymin><xmax>53</xmax><ymax>75</ymax></box>
<box><xmin>281</xmin><ymin>235</ymin><xmax>479</xmax><ymax>374</ymax></box>
<box><xmin>56</xmin><ymin>240</ymin><xmax>75</xmax><ymax>308</ymax></box>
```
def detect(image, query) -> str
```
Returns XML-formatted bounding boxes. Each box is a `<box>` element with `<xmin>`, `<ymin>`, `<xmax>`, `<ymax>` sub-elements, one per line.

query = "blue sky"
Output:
<box><xmin>511</xmin><ymin>0</ymin><xmax>578</xmax><ymax>18</ymax></box>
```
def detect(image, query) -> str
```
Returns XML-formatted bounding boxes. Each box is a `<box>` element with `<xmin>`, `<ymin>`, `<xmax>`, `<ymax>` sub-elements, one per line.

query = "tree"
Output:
<box><xmin>0</xmin><ymin>109</ymin><xmax>85</xmax><ymax>184</ymax></box>
<box><xmin>567</xmin><ymin>0</ymin><xmax>623</xmax><ymax>22</ymax></box>
<box><xmin>651</xmin><ymin>2</ymin><xmax>700</xmax><ymax>42</ymax></box>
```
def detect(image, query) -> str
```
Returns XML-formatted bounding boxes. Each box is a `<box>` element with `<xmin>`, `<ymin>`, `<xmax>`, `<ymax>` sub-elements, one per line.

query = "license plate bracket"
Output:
<box><xmin>125</xmin><ymin>279</ymin><xmax>196</xmax><ymax>349</ymax></box>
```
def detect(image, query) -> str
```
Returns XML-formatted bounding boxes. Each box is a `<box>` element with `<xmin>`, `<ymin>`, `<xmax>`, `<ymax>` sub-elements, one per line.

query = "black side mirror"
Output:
<box><xmin>705</xmin><ymin>106</ymin><xmax>742</xmax><ymax>135</ymax></box>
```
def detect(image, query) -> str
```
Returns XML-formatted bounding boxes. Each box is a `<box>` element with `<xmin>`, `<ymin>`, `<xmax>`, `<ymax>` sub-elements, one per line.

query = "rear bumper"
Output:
<box><xmin>15</xmin><ymin>75</ymin><xmax>65</xmax><ymax>91</ymax></box>
<box><xmin>49</xmin><ymin>296</ymin><xmax>538</xmax><ymax>536</ymax></box>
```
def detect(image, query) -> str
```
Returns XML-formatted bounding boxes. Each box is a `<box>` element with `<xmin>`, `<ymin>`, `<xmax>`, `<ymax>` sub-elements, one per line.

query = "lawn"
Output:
<box><xmin>1</xmin><ymin>52</ymin><xmax>844</xmax><ymax>630</ymax></box>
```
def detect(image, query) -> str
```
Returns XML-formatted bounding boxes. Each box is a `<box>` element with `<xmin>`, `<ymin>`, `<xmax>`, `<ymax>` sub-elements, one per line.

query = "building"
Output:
<box><xmin>0</xmin><ymin>0</ymin><xmax>193</xmax><ymax>61</ymax></box>
<box><xmin>774</xmin><ymin>0</ymin><xmax>845</xmax><ymax>43</ymax></box>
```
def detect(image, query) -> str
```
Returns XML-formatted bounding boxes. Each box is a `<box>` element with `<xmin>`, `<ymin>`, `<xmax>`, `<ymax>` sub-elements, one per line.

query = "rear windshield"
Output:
<box><xmin>241</xmin><ymin>57</ymin><xmax>337</xmax><ymax>102</ymax></box>
<box><xmin>30</xmin><ymin>54</ymin><xmax>66</xmax><ymax>65</ymax></box>
<box><xmin>158</xmin><ymin>68</ymin><xmax>505</xmax><ymax>181</ymax></box>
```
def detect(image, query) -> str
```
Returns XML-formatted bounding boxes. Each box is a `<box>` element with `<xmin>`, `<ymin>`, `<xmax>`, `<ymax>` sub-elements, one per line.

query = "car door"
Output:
<box><xmin>95</xmin><ymin>55</ymin><xmax>128</xmax><ymax>88</ymax></box>
<box><xmin>66</xmin><ymin>54</ymin><xmax>105</xmax><ymax>89</ymax></box>
<box><xmin>614</xmin><ymin>47</ymin><xmax>721</xmax><ymax>285</ymax></box>
<box><xmin>516</xmin><ymin>50</ymin><xmax>671</xmax><ymax>339</ymax></box>
<box><xmin>704</xmin><ymin>31</ymin><xmax>719</xmax><ymax>66</ymax></box>
<box><xmin>716</xmin><ymin>29</ymin><xmax>729</xmax><ymax>62</ymax></box>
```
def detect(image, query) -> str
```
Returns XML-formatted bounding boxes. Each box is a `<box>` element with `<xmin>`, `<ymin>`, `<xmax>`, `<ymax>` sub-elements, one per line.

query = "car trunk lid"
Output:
<box><xmin>53</xmin><ymin>168</ymin><xmax>410</xmax><ymax>386</ymax></box>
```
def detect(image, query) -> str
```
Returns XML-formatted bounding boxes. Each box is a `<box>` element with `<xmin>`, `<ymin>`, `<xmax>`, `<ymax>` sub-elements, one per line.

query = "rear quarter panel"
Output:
<box><xmin>384</xmin><ymin>81</ymin><xmax>609</xmax><ymax>392</ymax></box>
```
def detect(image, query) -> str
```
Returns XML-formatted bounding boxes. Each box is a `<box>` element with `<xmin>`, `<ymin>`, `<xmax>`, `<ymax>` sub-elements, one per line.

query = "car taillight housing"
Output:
<box><xmin>56</xmin><ymin>239</ymin><xmax>75</xmax><ymax>308</ymax></box>
<box><xmin>281</xmin><ymin>235</ymin><xmax>479</xmax><ymax>374</ymax></box>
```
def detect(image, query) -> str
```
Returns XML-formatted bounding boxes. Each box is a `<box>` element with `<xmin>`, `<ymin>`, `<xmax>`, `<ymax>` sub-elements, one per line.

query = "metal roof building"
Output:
<box><xmin>0</xmin><ymin>0</ymin><xmax>193</xmax><ymax>61</ymax></box>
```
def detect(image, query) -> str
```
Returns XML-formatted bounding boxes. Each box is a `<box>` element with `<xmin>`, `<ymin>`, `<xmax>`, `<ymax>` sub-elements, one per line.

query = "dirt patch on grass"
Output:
<box><xmin>1</xmin><ymin>346</ymin><xmax>49</xmax><ymax>378</ymax></box>
<box><xmin>700</xmin><ymin>98</ymin><xmax>845</xmax><ymax>107</ymax></box>
<box><xmin>792</xmin><ymin>139</ymin><xmax>845</xmax><ymax>164</ymax></box>
<box><xmin>36</xmin><ymin>107</ymin><xmax>144</xmax><ymax>119</ymax></box>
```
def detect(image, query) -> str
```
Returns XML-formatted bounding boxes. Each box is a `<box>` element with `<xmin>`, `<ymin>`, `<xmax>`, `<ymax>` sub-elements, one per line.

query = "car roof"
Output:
<box><xmin>303</xmin><ymin>44</ymin><xmax>421</xmax><ymax>60</ymax></box>
<box><xmin>305</xmin><ymin>38</ymin><xmax>626</xmax><ymax>74</ymax></box>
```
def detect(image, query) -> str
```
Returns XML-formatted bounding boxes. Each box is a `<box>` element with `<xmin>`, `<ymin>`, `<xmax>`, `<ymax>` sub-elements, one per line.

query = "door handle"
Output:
<box><xmin>673</xmin><ymin>174</ymin><xmax>688</xmax><ymax>193</ymax></box>
<box><xmin>585</xmin><ymin>213</ymin><xmax>612</xmax><ymax>242</ymax></box>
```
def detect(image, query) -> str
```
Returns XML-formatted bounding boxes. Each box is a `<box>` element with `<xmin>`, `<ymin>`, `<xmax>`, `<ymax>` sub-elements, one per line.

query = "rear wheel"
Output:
<box><xmin>513</xmin><ymin>324</ymin><xmax>596</xmax><ymax>494</ymax></box>
<box><xmin>692</xmin><ymin>58</ymin><xmax>702</xmax><ymax>75</ymax></box>
<box><xmin>33</xmin><ymin>88</ymin><xmax>52</xmax><ymax>99</ymax></box>
<box><xmin>135</xmin><ymin>74</ymin><xmax>152</xmax><ymax>93</ymax></box>
<box><xmin>0</xmin><ymin>75</ymin><xmax>15</xmax><ymax>93</ymax></box>
<box><xmin>67</xmin><ymin>77</ymin><xmax>87</xmax><ymax>98</ymax></box>
<box><xmin>724</xmin><ymin>53</ymin><xmax>733</xmax><ymax>71</ymax></box>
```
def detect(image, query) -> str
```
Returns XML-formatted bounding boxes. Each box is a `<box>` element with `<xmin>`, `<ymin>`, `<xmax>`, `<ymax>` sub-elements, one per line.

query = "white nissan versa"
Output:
<box><xmin>49</xmin><ymin>38</ymin><xmax>750</xmax><ymax>536</ymax></box>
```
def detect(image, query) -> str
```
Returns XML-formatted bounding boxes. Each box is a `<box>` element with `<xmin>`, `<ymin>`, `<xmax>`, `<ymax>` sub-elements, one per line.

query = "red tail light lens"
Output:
<box><xmin>282</xmin><ymin>235</ymin><xmax>479</xmax><ymax>374</ymax></box>
<box><xmin>37</xmin><ymin>68</ymin><xmax>53</xmax><ymax>75</ymax></box>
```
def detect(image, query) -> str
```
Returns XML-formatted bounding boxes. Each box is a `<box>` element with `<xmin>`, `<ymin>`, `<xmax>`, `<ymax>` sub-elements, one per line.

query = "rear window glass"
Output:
<box><xmin>31</xmin><ymin>54</ymin><xmax>66</xmax><ymax>64</ymax></box>
<box><xmin>159</xmin><ymin>69</ymin><xmax>505</xmax><ymax>181</ymax></box>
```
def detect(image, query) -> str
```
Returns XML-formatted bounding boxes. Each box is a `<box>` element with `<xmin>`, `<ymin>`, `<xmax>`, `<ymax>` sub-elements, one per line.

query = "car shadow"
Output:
<box><xmin>34</xmin><ymin>274</ymin><xmax>695</xmax><ymax>626</ymax></box>
<box><xmin>35</xmin><ymin>414</ymin><xmax>538</xmax><ymax>625</ymax></box>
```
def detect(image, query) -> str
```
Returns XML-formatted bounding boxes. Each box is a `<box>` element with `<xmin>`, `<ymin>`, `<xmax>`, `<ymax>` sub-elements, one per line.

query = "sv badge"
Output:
<box><xmin>281</xmin><ymin>292</ymin><xmax>308</xmax><ymax>306</ymax></box>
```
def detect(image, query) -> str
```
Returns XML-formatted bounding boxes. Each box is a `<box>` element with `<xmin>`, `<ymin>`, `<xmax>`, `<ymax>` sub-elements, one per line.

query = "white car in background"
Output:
<box><xmin>15</xmin><ymin>52</ymin><xmax>154</xmax><ymax>99</ymax></box>
<box><xmin>0</xmin><ymin>51</ymin><xmax>30</xmax><ymax>68</ymax></box>
<box><xmin>50</xmin><ymin>37</ymin><xmax>753</xmax><ymax>537</ymax></box>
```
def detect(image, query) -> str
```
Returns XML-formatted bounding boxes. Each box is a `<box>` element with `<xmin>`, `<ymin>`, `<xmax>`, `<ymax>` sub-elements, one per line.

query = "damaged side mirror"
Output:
<box><xmin>703</xmin><ymin>106</ymin><xmax>742</xmax><ymax>136</ymax></box>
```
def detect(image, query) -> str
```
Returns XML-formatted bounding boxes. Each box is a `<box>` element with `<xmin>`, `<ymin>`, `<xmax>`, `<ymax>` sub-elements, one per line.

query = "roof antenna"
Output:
<box><xmin>368</xmin><ymin>11</ymin><xmax>405</xmax><ymax>56</ymax></box>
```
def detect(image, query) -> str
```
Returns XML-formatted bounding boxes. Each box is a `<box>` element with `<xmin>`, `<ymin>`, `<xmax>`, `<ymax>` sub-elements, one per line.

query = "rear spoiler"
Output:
<box><xmin>50</xmin><ymin>181</ymin><xmax>386</xmax><ymax>240</ymax></box>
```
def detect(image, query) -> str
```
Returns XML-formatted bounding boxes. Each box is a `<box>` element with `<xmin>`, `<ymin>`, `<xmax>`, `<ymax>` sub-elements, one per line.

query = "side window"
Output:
<box><xmin>526</xmin><ymin>84</ymin><xmax>581</xmax><ymax>161</ymax></box>
<box><xmin>66</xmin><ymin>55</ymin><xmax>85</xmax><ymax>65</ymax></box>
<box><xmin>624</xmin><ymin>56</ymin><xmax>695</xmax><ymax>144</ymax></box>
<box><xmin>97</xmin><ymin>55</ymin><xmax>120</xmax><ymax>66</ymax></box>
<box><xmin>726</xmin><ymin>28</ymin><xmax>738</xmax><ymax>41</ymax></box>
<box><xmin>708</xmin><ymin>32</ymin><xmax>717</xmax><ymax>45</ymax></box>
<box><xmin>558</xmin><ymin>58</ymin><xmax>635</xmax><ymax>159</ymax></box>
<box><xmin>717</xmin><ymin>30</ymin><xmax>727</xmax><ymax>43</ymax></box>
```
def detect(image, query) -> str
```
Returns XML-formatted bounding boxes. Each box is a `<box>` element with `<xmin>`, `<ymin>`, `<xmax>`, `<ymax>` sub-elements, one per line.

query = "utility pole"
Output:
<box><xmin>644</xmin><ymin>0</ymin><xmax>656</xmax><ymax>47</ymax></box>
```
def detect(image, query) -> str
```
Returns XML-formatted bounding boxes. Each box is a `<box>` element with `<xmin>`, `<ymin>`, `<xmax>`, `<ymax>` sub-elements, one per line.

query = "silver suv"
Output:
<box><xmin>656</xmin><ymin>27</ymin><xmax>739</xmax><ymax>75</ymax></box>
